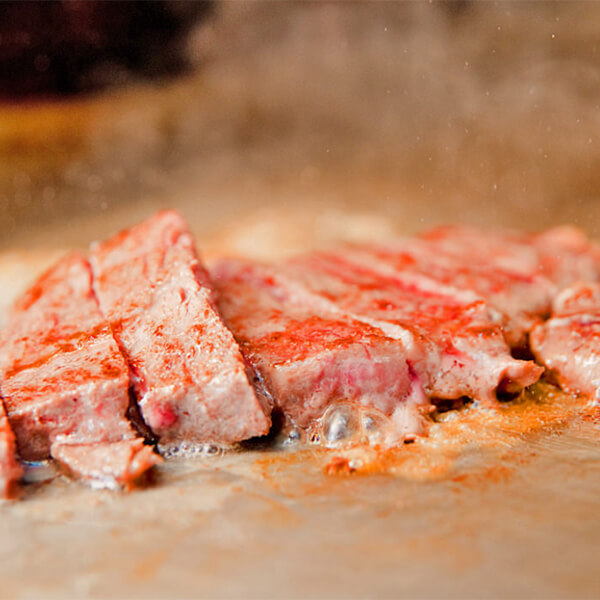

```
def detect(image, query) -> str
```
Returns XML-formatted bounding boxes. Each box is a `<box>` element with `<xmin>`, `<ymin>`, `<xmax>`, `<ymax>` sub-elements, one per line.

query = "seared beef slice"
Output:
<box><xmin>345</xmin><ymin>237</ymin><xmax>554</xmax><ymax>349</ymax></box>
<box><xmin>416</xmin><ymin>225</ymin><xmax>600</xmax><ymax>345</ymax></box>
<box><xmin>90</xmin><ymin>211</ymin><xmax>271</xmax><ymax>451</ymax></box>
<box><xmin>0</xmin><ymin>254</ymin><xmax>158</xmax><ymax>484</ymax></box>
<box><xmin>0</xmin><ymin>399</ymin><xmax>21</xmax><ymax>499</ymax></box>
<box><xmin>282</xmin><ymin>252</ymin><xmax>542</xmax><ymax>403</ymax></box>
<box><xmin>211</xmin><ymin>258</ymin><xmax>429</xmax><ymax>439</ymax></box>
<box><xmin>531</xmin><ymin>282</ymin><xmax>600</xmax><ymax>399</ymax></box>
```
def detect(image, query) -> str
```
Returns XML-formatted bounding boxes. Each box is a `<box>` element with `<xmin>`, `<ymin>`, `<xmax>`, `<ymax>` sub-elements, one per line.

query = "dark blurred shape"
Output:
<box><xmin>0</xmin><ymin>0</ymin><xmax>214</xmax><ymax>99</ymax></box>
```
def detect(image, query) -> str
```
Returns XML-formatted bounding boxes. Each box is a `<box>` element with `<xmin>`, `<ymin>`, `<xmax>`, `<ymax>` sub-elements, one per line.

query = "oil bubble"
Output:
<box><xmin>160</xmin><ymin>441</ymin><xmax>224</xmax><ymax>458</ymax></box>
<box><xmin>283</xmin><ymin>428</ymin><xmax>303</xmax><ymax>447</ymax></box>
<box><xmin>359</xmin><ymin>408</ymin><xmax>391</xmax><ymax>445</ymax></box>
<box><xmin>321</xmin><ymin>403</ymin><xmax>359</xmax><ymax>447</ymax></box>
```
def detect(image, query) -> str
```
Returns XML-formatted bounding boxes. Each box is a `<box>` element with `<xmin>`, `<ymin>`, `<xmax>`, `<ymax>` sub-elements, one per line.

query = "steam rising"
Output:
<box><xmin>1</xmin><ymin>2</ymin><xmax>600</xmax><ymax>243</ymax></box>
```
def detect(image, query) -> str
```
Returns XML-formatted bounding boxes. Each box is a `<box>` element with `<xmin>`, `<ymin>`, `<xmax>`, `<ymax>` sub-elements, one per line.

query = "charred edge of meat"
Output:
<box><xmin>243</xmin><ymin>351</ymin><xmax>276</xmax><ymax>411</ymax></box>
<box><xmin>126</xmin><ymin>387</ymin><xmax>157</xmax><ymax>447</ymax></box>
<box><xmin>430</xmin><ymin>397</ymin><xmax>473</xmax><ymax>419</ymax></box>
<box><xmin>511</xmin><ymin>329</ymin><xmax>541</xmax><ymax>361</ymax></box>
<box><xmin>511</xmin><ymin>346</ymin><xmax>536</xmax><ymax>361</ymax></box>
<box><xmin>237</xmin><ymin>360</ymin><xmax>280</xmax><ymax>450</ymax></box>
<box><xmin>538</xmin><ymin>369</ymin><xmax>562</xmax><ymax>389</ymax></box>
<box><xmin>496</xmin><ymin>378</ymin><xmax>524</xmax><ymax>402</ymax></box>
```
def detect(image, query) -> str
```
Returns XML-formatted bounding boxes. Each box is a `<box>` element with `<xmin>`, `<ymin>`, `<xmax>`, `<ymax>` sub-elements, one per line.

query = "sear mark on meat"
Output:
<box><xmin>211</xmin><ymin>257</ymin><xmax>429</xmax><ymax>442</ymax></box>
<box><xmin>0</xmin><ymin>253</ymin><xmax>160</xmax><ymax>489</ymax></box>
<box><xmin>280</xmin><ymin>250</ymin><xmax>542</xmax><ymax>404</ymax></box>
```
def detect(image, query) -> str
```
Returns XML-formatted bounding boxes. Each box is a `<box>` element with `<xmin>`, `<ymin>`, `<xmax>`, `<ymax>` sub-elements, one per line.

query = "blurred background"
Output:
<box><xmin>1</xmin><ymin>1</ymin><xmax>600</xmax><ymax>255</ymax></box>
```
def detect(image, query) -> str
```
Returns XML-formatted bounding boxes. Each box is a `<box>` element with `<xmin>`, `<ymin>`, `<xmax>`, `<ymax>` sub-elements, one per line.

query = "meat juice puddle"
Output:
<box><xmin>16</xmin><ymin>381</ymin><xmax>598</xmax><ymax>495</ymax></box>
<box><xmin>254</xmin><ymin>380</ymin><xmax>599</xmax><ymax>485</ymax></box>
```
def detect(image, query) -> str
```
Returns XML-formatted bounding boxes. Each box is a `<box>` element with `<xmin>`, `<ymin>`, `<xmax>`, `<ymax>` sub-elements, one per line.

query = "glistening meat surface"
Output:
<box><xmin>282</xmin><ymin>251</ymin><xmax>543</xmax><ymax>403</ymax></box>
<box><xmin>211</xmin><ymin>258</ymin><xmax>428</xmax><ymax>439</ymax></box>
<box><xmin>531</xmin><ymin>282</ymin><xmax>600</xmax><ymax>400</ymax></box>
<box><xmin>1</xmin><ymin>254</ymin><xmax>136</xmax><ymax>458</ymax></box>
<box><xmin>417</xmin><ymin>225</ymin><xmax>600</xmax><ymax>343</ymax></box>
<box><xmin>90</xmin><ymin>211</ymin><xmax>271</xmax><ymax>453</ymax></box>
<box><xmin>342</xmin><ymin>238</ymin><xmax>553</xmax><ymax>348</ymax></box>
<box><xmin>0</xmin><ymin>253</ymin><xmax>159</xmax><ymax>485</ymax></box>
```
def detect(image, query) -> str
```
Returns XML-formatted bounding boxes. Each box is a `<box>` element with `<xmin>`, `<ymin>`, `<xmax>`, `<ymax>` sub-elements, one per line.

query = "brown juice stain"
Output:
<box><xmin>253</xmin><ymin>380</ymin><xmax>597</xmax><ymax>494</ymax></box>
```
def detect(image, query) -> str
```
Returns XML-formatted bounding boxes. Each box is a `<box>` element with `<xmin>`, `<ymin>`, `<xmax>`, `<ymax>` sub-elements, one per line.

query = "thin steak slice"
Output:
<box><xmin>90</xmin><ymin>211</ymin><xmax>271</xmax><ymax>453</ymax></box>
<box><xmin>530</xmin><ymin>282</ymin><xmax>600</xmax><ymax>400</ymax></box>
<box><xmin>416</xmin><ymin>225</ymin><xmax>600</xmax><ymax>343</ymax></box>
<box><xmin>343</xmin><ymin>238</ymin><xmax>554</xmax><ymax>348</ymax></box>
<box><xmin>0</xmin><ymin>399</ymin><xmax>21</xmax><ymax>499</ymax></box>
<box><xmin>420</xmin><ymin>224</ymin><xmax>600</xmax><ymax>285</ymax></box>
<box><xmin>0</xmin><ymin>253</ymin><xmax>159</xmax><ymax>485</ymax></box>
<box><xmin>281</xmin><ymin>251</ymin><xmax>543</xmax><ymax>403</ymax></box>
<box><xmin>211</xmin><ymin>258</ymin><xmax>428</xmax><ymax>440</ymax></box>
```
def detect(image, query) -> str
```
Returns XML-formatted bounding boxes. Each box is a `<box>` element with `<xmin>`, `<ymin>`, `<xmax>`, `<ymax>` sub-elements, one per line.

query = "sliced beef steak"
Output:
<box><xmin>416</xmin><ymin>225</ymin><xmax>600</xmax><ymax>344</ymax></box>
<box><xmin>531</xmin><ymin>282</ymin><xmax>600</xmax><ymax>399</ymax></box>
<box><xmin>1</xmin><ymin>255</ymin><xmax>136</xmax><ymax>455</ymax></box>
<box><xmin>345</xmin><ymin>238</ymin><xmax>553</xmax><ymax>348</ymax></box>
<box><xmin>211</xmin><ymin>258</ymin><xmax>428</xmax><ymax>439</ymax></box>
<box><xmin>90</xmin><ymin>211</ymin><xmax>271</xmax><ymax>452</ymax></box>
<box><xmin>0</xmin><ymin>399</ymin><xmax>21</xmax><ymax>499</ymax></box>
<box><xmin>282</xmin><ymin>251</ymin><xmax>542</xmax><ymax>403</ymax></box>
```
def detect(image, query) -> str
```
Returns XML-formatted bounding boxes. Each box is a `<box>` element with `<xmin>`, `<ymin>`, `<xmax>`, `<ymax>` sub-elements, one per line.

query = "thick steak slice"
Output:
<box><xmin>0</xmin><ymin>399</ymin><xmax>21</xmax><ymax>499</ymax></box>
<box><xmin>90</xmin><ymin>211</ymin><xmax>271</xmax><ymax>452</ymax></box>
<box><xmin>531</xmin><ymin>282</ymin><xmax>600</xmax><ymax>399</ymax></box>
<box><xmin>345</xmin><ymin>238</ymin><xmax>554</xmax><ymax>348</ymax></box>
<box><xmin>0</xmin><ymin>254</ymin><xmax>145</xmax><ymax>466</ymax></box>
<box><xmin>211</xmin><ymin>258</ymin><xmax>427</xmax><ymax>439</ymax></box>
<box><xmin>282</xmin><ymin>252</ymin><xmax>542</xmax><ymax>403</ymax></box>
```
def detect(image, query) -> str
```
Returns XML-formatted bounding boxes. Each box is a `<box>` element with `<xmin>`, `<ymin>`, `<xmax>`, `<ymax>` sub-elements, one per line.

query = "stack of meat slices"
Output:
<box><xmin>1</xmin><ymin>212</ymin><xmax>599</xmax><ymax>499</ymax></box>
<box><xmin>0</xmin><ymin>212</ymin><xmax>271</xmax><ymax>497</ymax></box>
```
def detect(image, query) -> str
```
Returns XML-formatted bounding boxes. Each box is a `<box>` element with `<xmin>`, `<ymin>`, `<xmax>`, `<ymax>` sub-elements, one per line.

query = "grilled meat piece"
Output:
<box><xmin>416</xmin><ymin>225</ymin><xmax>600</xmax><ymax>345</ymax></box>
<box><xmin>90</xmin><ymin>211</ymin><xmax>271</xmax><ymax>453</ymax></box>
<box><xmin>282</xmin><ymin>251</ymin><xmax>542</xmax><ymax>403</ymax></box>
<box><xmin>0</xmin><ymin>253</ymin><xmax>159</xmax><ymax>486</ymax></box>
<box><xmin>531</xmin><ymin>282</ymin><xmax>600</xmax><ymax>399</ymax></box>
<box><xmin>533</xmin><ymin>226</ymin><xmax>600</xmax><ymax>290</ymax></box>
<box><xmin>51</xmin><ymin>439</ymin><xmax>160</xmax><ymax>490</ymax></box>
<box><xmin>211</xmin><ymin>258</ymin><xmax>428</xmax><ymax>438</ymax></box>
<box><xmin>343</xmin><ymin>238</ymin><xmax>553</xmax><ymax>348</ymax></box>
<box><xmin>1</xmin><ymin>254</ymin><xmax>137</xmax><ymax>457</ymax></box>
